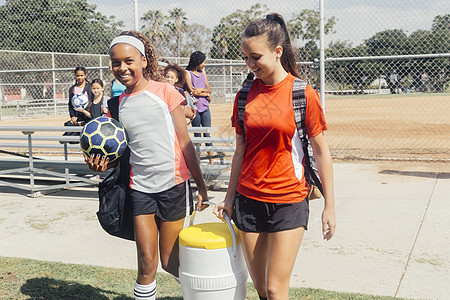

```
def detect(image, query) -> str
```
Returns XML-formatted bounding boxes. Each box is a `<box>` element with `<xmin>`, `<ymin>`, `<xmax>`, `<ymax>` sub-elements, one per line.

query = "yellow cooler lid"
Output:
<box><xmin>179</xmin><ymin>222</ymin><xmax>240</xmax><ymax>249</ymax></box>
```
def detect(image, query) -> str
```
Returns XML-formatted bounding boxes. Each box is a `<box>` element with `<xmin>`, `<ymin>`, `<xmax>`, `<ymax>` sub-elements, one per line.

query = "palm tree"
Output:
<box><xmin>212</xmin><ymin>23</ymin><xmax>229</xmax><ymax>58</ymax></box>
<box><xmin>167</xmin><ymin>8</ymin><xmax>187</xmax><ymax>57</ymax></box>
<box><xmin>141</xmin><ymin>10</ymin><xmax>166</xmax><ymax>49</ymax></box>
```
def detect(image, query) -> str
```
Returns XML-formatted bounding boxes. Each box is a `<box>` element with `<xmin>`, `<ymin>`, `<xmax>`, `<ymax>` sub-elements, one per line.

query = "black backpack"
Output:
<box><xmin>96</xmin><ymin>96</ymin><xmax>135</xmax><ymax>240</ymax></box>
<box><xmin>237</xmin><ymin>78</ymin><xmax>323</xmax><ymax>200</ymax></box>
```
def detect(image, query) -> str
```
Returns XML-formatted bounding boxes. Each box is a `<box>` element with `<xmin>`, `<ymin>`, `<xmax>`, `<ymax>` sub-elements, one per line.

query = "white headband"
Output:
<box><xmin>110</xmin><ymin>35</ymin><xmax>146</xmax><ymax>57</ymax></box>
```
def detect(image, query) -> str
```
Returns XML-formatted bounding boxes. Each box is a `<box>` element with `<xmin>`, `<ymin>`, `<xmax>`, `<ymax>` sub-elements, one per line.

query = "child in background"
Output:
<box><xmin>185</xmin><ymin>51</ymin><xmax>214</xmax><ymax>164</ymax></box>
<box><xmin>67</xmin><ymin>66</ymin><xmax>93</xmax><ymax>125</ymax></box>
<box><xmin>62</xmin><ymin>67</ymin><xmax>93</xmax><ymax>143</ymax></box>
<box><xmin>86</xmin><ymin>30</ymin><xmax>208</xmax><ymax>300</ymax></box>
<box><xmin>214</xmin><ymin>13</ymin><xmax>336</xmax><ymax>300</ymax></box>
<box><xmin>164</xmin><ymin>64</ymin><xmax>196</xmax><ymax>121</ymax></box>
<box><xmin>75</xmin><ymin>78</ymin><xmax>106</xmax><ymax>119</ymax></box>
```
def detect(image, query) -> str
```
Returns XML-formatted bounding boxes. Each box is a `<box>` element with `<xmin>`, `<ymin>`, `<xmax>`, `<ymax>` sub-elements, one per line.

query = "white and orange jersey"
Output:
<box><xmin>108</xmin><ymin>81</ymin><xmax>189</xmax><ymax>193</ymax></box>
<box><xmin>231</xmin><ymin>74</ymin><xmax>328</xmax><ymax>203</ymax></box>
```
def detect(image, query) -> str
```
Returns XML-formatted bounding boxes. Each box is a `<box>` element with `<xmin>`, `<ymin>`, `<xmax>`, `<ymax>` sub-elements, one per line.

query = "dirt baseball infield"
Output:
<box><xmin>1</xmin><ymin>92</ymin><xmax>449</xmax><ymax>161</ymax></box>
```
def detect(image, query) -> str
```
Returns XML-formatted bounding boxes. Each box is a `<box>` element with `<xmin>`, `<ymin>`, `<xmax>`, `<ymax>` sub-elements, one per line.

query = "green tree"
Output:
<box><xmin>211</xmin><ymin>23</ymin><xmax>230</xmax><ymax>59</ymax></box>
<box><xmin>361</xmin><ymin>30</ymin><xmax>409</xmax><ymax>90</ymax></box>
<box><xmin>325</xmin><ymin>44</ymin><xmax>374</xmax><ymax>91</ymax></box>
<box><xmin>210</xmin><ymin>4</ymin><xmax>269</xmax><ymax>59</ymax></box>
<box><xmin>324</xmin><ymin>14</ymin><xmax>449</xmax><ymax>93</ymax></box>
<box><xmin>431</xmin><ymin>14</ymin><xmax>450</xmax><ymax>53</ymax></box>
<box><xmin>408</xmin><ymin>30</ymin><xmax>434</xmax><ymax>54</ymax></box>
<box><xmin>166</xmin><ymin>8</ymin><xmax>188</xmax><ymax>57</ymax></box>
<box><xmin>287</xmin><ymin>9</ymin><xmax>336</xmax><ymax>62</ymax></box>
<box><xmin>179</xmin><ymin>24</ymin><xmax>212</xmax><ymax>57</ymax></box>
<box><xmin>209</xmin><ymin>5</ymin><xmax>336</xmax><ymax>85</ymax></box>
<box><xmin>364</xmin><ymin>29</ymin><xmax>409</xmax><ymax>56</ymax></box>
<box><xmin>141</xmin><ymin>7</ymin><xmax>204</xmax><ymax>58</ymax></box>
<box><xmin>327</xmin><ymin>40</ymin><xmax>353</xmax><ymax>50</ymax></box>
<box><xmin>141</xmin><ymin>10</ymin><xmax>166</xmax><ymax>50</ymax></box>
<box><xmin>0</xmin><ymin>0</ymin><xmax>123</xmax><ymax>53</ymax></box>
<box><xmin>432</xmin><ymin>14</ymin><xmax>450</xmax><ymax>32</ymax></box>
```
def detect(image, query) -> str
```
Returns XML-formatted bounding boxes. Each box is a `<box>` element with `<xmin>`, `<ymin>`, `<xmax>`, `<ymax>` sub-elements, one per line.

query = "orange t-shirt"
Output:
<box><xmin>231</xmin><ymin>73</ymin><xmax>327</xmax><ymax>203</ymax></box>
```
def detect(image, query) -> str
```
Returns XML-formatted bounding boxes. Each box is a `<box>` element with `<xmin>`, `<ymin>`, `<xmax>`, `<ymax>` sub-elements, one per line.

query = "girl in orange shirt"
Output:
<box><xmin>214</xmin><ymin>13</ymin><xmax>336</xmax><ymax>300</ymax></box>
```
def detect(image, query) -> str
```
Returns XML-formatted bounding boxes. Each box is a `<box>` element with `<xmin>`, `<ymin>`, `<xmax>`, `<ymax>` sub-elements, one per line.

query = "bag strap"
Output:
<box><xmin>105</xmin><ymin>95</ymin><xmax>130</xmax><ymax>187</ymax></box>
<box><xmin>107</xmin><ymin>96</ymin><xmax>120</xmax><ymax>121</ymax></box>
<box><xmin>292</xmin><ymin>78</ymin><xmax>323</xmax><ymax>194</ymax></box>
<box><xmin>237</xmin><ymin>83</ymin><xmax>252</xmax><ymax>142</ymax></box>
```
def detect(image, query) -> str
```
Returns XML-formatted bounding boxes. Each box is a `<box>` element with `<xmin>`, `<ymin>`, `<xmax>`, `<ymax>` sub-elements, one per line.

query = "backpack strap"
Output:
<box><xmin>107</xmin><ymin>96</ymin><xmax>120</xmax><ymax>121</ymax></box>
<box><xmin>237</xmin><ymin>83</ymin><xmax>252</xmax><ymax>141</ymax></box>
<box><xmin>105</xmin><ymin>95</ymin><xmax>130</xmax><ymax>186</ymax></box>
<box><xmin>292</xmin><ymin>78</ymin><xmax>323</xmax><ymax>195</ymax></box>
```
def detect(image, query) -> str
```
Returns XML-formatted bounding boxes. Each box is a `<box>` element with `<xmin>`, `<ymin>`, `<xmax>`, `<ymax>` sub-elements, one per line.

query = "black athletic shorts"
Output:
<box><xmin>232</xmin><ymin>193</ymin><xmax>309</xmax><ymax>233</ymax></box>
<box><xmin>130</xmin><ymin>181</ymin><xmax>193</xmax><ymax>221</ymax></box>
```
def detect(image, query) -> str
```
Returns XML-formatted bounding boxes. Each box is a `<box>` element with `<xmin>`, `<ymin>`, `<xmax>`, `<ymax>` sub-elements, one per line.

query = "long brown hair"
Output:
<box><xmin>118</xmin><ymin>30</ymin><xmax>159</xmax><ymax>81</ymax></box>
<box><xmin>242</xmin><ymin>13</ymin><xmax>300</xmax><ymax>78</ymax></box>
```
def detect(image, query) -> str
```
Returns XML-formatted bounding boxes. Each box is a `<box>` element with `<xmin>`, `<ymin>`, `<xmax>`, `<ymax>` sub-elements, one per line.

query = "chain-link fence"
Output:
<box><xmin>0</xmin><ymin>0</ymin><xmax>449</xmax><ymax>160</ymax></box>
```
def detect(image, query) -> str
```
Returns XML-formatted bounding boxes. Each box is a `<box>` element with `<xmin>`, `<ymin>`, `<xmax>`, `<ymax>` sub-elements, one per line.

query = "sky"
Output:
<box><xmin>87</xmin><ymin>0</ymin><xmax>450</xmax><ymax>46</ymax></box>
<box><xmin>1</xmin><ymin>0</ymin><xmax>448</xmax><ymax>46</ymax></box>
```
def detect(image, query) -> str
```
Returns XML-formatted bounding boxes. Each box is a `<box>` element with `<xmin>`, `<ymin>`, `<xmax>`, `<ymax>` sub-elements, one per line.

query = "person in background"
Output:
<box><xmin>110</xmin><ymin>61</ymin><xmax>127</xmax><ymax>98</ymax></box>
<box><xmin>67</xmin><ymin>66</ymin><xmax>93</xmax><ymax>126</ymax></box>
<box><xmin>164</xmin><ymin>63</ymin><xmax>196</xmax><ymax>121</ymax></box>
<box><xmin>75</xmin><ymin>78</ymin><xmax>106</xmax><ymax>119</ymax></box>
<box><xmin>185</xmin><ymin>51</ymin><xmax>214</xmax><ymax>164</ymax></box>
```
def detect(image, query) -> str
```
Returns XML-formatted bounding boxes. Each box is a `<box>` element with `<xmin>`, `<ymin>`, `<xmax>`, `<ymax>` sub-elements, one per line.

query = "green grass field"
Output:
<box><xmin>0</xmin><ymin>256</ymin><xmax>403</xmax><ymax>300</ymax></box>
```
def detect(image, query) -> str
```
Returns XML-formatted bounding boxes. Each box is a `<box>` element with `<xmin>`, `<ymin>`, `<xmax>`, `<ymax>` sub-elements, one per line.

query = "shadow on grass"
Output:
<box><xmin>20</xmin><ymin>277</ymin><xmax>184</xmax><ymax>300</ymax></box>
<box><xmin>20</xmin><ymin>277</ymin><xmax>132</xmax><ymax>300</ymax></box>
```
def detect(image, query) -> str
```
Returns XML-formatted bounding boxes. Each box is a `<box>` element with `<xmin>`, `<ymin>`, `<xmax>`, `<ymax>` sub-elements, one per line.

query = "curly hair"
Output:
<box><xmin>163</xmin><ymin>64</ymin><xmax>186</xmax><ymax>88</ymax></box>
<box><xmin>118</xmin><ymin>30</ymin><xmax>159</xmax><ymax>81</ymax></box>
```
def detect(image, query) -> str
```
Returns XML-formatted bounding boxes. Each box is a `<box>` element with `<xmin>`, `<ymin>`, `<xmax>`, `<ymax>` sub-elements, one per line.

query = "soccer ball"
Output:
<box><xmin>72</xmin><ymin>93</ymin><xmax>89</xmax><ymax>109</ymax></box>
<box><xmin>80</xmin><ymin>117</ymin><xmax>128</xmax><ymax>162</ymax></box>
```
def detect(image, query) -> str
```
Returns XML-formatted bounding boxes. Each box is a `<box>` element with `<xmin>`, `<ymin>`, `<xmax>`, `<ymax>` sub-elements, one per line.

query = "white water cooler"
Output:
<box><xmin>178</xmin><ymin>209</ymin><xmax>248</xmax><ymax>300</ymax></box>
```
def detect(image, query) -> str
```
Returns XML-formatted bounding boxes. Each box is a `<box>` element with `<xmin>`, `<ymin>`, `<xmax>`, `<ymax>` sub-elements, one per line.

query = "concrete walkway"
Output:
<box><xmin>0</xmin><ymin>161</ymin><xmax>448</xmax><ymax>299</ymax></box>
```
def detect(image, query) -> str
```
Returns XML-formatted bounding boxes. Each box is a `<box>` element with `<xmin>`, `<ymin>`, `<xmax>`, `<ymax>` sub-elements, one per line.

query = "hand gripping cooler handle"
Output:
<box><xmin>189</xmin><ymin>201</ymin><xmax>238</xmax><ymax>260</ymax></box>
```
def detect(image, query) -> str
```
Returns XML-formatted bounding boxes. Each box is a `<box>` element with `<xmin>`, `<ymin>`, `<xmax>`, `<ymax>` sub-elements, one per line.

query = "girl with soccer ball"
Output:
<box><xmin>68</xmin><ymin>66</ymin><xmax>93</xmax><ymax>125</ymax></box>
<box><xmin>86</xmin><ymin>31</ymin><xmax>208</xmax><ymax>300</ymax></box>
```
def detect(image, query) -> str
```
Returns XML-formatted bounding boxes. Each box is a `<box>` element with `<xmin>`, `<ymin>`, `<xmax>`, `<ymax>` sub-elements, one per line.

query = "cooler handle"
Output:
<box><xmin>189</xmin><ymin>201</ymin><xmax>238</xmax><ymax>260</ymax></box>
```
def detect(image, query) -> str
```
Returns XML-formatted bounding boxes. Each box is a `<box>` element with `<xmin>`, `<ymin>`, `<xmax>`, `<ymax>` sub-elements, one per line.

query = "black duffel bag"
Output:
<box><xmin>96</xmin><ymin>96</ymin><xmax>134</xmax><ymax>241</ymax></box>
<box><xmin>96</xmin><ymin>147</ymin><xmax>134</xmax><ymax>241</ymax></box>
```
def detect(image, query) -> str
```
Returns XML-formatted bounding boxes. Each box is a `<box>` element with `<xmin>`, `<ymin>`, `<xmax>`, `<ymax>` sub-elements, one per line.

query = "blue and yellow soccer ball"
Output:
<box><xmin>80</xmin><ymin>117</ymin><xmax>127</xmax><ymax>162</ymax></box>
